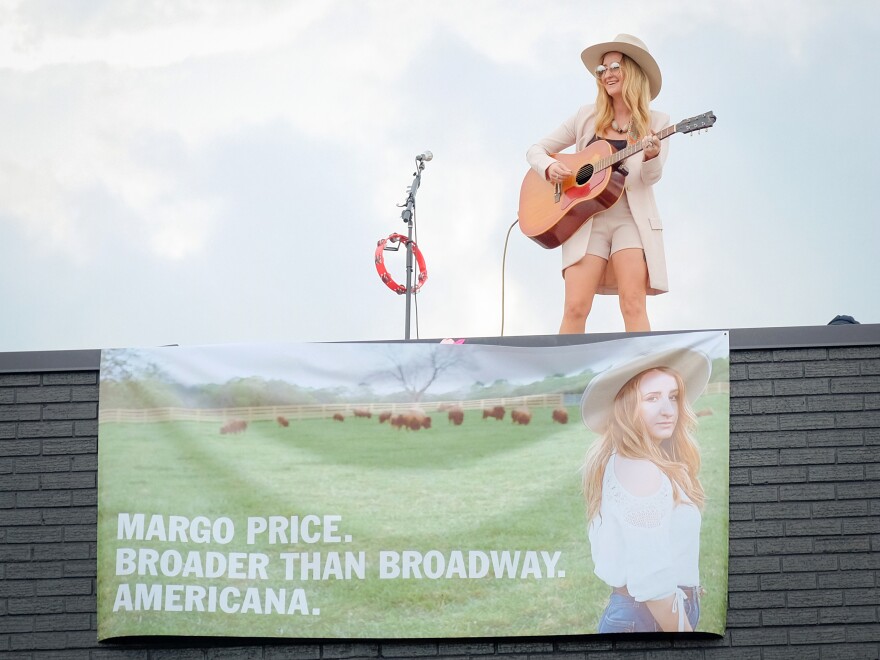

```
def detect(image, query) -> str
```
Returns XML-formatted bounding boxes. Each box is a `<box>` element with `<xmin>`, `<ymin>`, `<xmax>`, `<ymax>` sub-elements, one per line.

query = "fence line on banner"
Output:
<box><xmin>98</xmin><ymin>393</ymin><xmax>566</xmax><ymax>424</ymax></box>
<box><xmin>706</xmin><ymin>381</ymin><xmax>729</xmax><ymax>394</ymax></box>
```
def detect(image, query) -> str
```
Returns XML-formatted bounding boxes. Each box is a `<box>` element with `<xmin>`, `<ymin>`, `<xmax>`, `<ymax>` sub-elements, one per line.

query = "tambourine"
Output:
<box><xmin>374</xmin><ymin>233</ymin><xmax>428</xmax><ymax>295</ymax></box>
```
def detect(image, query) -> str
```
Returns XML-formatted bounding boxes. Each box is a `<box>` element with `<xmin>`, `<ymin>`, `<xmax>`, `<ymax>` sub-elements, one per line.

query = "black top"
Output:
<box><xmin>588</xmin><ymin>135</ymin><xmax>628</xmax><ymax>151</ymax></box>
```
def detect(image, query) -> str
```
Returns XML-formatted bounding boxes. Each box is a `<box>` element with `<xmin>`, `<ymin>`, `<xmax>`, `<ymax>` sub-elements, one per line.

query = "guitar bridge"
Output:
<box><xmin>554</xmin><ymin>183</ymin><xmax>562</xmax><ymax>203</ymax></box>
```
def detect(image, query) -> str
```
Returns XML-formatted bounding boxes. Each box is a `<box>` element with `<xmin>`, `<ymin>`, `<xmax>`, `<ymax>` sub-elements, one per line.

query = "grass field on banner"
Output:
<box><xmin>98</xmin><ymin>395</ymin><xmax>728</xmax><ymax>639</ymax></box>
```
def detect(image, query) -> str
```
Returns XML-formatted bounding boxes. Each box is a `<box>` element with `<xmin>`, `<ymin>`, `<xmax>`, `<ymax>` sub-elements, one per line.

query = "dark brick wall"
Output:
<box><xmin>1</xmin><ymin>334</ymin><xmax>879</xmax><ymax>659</ymax></box>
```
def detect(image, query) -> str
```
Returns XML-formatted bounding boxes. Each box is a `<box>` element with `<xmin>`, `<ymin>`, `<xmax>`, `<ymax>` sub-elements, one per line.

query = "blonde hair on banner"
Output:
<box><xmin>594</xmin><ymin>54</ymin><xmax>652</xmax><ymax>140</ymax></box>
<box><xmin>581</xmin><ymin>367</ymin><xmax>705</xmax><ymax>521</ymax></box>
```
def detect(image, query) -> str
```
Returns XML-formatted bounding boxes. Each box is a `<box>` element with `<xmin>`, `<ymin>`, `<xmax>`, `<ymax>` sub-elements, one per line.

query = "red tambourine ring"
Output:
<box><xmin>374</xmin><ymin>233</ymin><xmax>428</xmax><ymax>295</ymax></box>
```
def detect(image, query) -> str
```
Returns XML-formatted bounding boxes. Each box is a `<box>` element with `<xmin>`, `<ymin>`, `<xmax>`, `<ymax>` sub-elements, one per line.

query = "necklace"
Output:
<box><xmin>611</xmin><ymin>118</ymin><xmax>631</xmax><ymax>133</ymax></box>
<box><xmin>612</xmin><ymin>118</ymin><xmax>639</xmax><ymax>143</ymax></box>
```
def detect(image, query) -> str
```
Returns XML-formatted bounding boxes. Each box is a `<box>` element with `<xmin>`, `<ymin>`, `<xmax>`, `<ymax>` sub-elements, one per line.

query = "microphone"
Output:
<box><xmin>416</xmin><ymin>151</ymin><xmax>433</xmax><ymax>162</ymax></box>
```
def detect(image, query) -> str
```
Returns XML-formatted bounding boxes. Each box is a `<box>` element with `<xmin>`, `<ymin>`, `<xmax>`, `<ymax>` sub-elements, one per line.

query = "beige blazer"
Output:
<box><xmin>526</xmin><ymin>104</ymin><xmax>671</xmax><ymax>295</ymax></box>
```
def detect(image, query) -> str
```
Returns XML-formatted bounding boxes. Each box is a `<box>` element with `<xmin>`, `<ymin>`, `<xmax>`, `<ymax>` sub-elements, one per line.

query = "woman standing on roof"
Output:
<box><xmin>526</xmin><ymin>34</ymin><xmax>670</xmax><ymax>334</ymax></box>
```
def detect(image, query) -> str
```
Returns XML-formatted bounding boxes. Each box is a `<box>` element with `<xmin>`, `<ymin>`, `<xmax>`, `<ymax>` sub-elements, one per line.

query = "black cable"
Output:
<box><xmin>500</xmin><ymin>218</ymin><xmax>520</xmax><ymax>336</ymax></box>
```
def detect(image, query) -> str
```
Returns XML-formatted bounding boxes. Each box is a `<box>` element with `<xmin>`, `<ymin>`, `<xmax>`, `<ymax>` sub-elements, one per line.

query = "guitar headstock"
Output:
<box><xmin>677</xmin><ymin>111</ymin><xmax>716</xmax><ymax>134</ymax></box>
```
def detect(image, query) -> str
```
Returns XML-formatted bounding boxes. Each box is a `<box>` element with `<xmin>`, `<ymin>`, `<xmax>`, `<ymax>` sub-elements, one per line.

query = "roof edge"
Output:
<box><xmin>1</xmin><ymin>324</ymin><xmax>877</xmax><ymax>373</ymax></box>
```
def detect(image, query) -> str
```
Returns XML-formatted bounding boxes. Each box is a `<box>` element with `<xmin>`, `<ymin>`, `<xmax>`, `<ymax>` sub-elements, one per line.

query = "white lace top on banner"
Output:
<box><xmin>588</xmin><ymin>453</ymin><xmax>701</xmax><ymax>602</ymax></box>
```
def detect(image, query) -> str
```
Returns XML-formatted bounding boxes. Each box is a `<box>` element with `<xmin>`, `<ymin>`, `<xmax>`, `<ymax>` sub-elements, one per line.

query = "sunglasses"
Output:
<box><xmin>594</xmin><ymin>61</ymin><xmax>622</xmax><ymax>79</ymax></box>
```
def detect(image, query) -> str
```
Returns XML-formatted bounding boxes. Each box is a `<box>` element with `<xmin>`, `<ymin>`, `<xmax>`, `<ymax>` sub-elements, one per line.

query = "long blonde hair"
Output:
<box><xmin>582</xmin><ymin>367</ymin><xmax>705</xmax><ymax>521</ymax></box>
<box><xmin>593</xmin><ymin>54</ymin><xmax>652</xmax><ymax>141</ymax></box>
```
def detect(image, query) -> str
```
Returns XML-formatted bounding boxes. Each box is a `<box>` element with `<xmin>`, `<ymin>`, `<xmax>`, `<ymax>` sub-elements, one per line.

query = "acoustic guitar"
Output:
<box><xmin>518</xmin><ymin>111</ymin><xmax>716</xmax><ymax>249</ymax></box>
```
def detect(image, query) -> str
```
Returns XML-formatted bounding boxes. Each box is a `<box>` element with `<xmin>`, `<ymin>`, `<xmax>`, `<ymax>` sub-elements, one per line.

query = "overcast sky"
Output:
<box><xmin>1</xmin><ymin>1</ymin><xmax>877</xmax><ymax>354</ymax></box>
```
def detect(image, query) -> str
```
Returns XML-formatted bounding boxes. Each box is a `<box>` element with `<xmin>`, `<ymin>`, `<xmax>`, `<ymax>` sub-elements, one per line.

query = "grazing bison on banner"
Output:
<box><xmin>482</xmin><ymin>405</ymin><xmax>505</xmax><ymax>421</ymax></box>
<box><xmin>390</xmin><ymin>412</ymin><xmax>432</xmax><ymax>431</ymax></box>
<box><xmin>220</xmin><ymin>420</ymin><xmax>247</xmax><ymax>434</ymax></box>
<box><xmin>511</xmin><ymin>409</ymin><xmax>532</xmax><ymax>425</ymax></box>
<box><xmin>447</xmin><ymin>406</ymin><xmax>464</xmax><ymax>426</ymax></box>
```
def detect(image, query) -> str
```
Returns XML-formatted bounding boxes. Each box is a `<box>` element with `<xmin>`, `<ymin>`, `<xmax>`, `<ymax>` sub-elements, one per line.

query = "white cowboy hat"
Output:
<box><xmin>580</xmin><ymin>346</ymin><xmax>711</xmax><ymax>434</ymax></box>
<box><xmin>581</xmin><ymin>33</ymin><xmax>662</xmax><ymax>100</ymax></box>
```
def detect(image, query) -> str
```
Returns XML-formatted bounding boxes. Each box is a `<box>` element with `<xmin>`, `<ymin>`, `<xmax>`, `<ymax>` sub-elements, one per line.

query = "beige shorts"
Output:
<box><xmin>586</xmin><ymin>211</ymin><xmax>643</xmax><ymax>259</ymax></box>
<box><xmin>561</xmin><ymin>193</ymin><xmax>644</xmax><ymax>271</ymax></box>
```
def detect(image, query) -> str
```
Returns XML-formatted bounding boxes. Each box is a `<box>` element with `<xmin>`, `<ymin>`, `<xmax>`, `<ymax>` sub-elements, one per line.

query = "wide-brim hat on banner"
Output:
<box><xmin>581</xmin><ymin>33</ymin><xmax>662</xmax><ymax>100</ymax></box>
<box><xmin>580</xmin><ymin>346</ymin><xmax>711</xmax><ymax>434</ymax></box>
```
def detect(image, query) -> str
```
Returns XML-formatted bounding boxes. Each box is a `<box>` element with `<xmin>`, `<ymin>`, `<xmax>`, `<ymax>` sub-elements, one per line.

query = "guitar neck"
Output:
<box><xmin>599</xmin><ymin>123</ymin><xmax>678</xmax><ymax>171</ymax></box>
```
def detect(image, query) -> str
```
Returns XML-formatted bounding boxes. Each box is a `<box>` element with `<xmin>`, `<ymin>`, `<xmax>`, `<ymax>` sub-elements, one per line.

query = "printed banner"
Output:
<box><xmin>97</xmin><ymin>331</ymin><xmax>729</xmax><ymax>639</ymax></box>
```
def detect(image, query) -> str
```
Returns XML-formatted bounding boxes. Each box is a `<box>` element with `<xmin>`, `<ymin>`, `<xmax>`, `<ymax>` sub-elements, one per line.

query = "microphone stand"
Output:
<box><xmin>399</xmin><ymin>158</ymin><xmax>427</xmax><ymax>341</ymax></box>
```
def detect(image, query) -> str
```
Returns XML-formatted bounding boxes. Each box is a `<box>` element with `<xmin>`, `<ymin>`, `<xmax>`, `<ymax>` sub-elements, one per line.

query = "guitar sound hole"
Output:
<box><xmin>576</xmin><ymin>164</ymin><xmax>593</xmax><ymax>186</ymax></box>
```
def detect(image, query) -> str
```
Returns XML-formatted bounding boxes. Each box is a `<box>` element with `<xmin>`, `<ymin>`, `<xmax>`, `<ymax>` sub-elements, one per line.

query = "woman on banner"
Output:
<box><xmin>580</xmin><ymin>346</ymin><xmax>710</xmax><ymax>632</ymax></box>
<box><xmin>526</xmin><ymin>34</ymin><xmax>669</xmax><ymax>334</ymax></box>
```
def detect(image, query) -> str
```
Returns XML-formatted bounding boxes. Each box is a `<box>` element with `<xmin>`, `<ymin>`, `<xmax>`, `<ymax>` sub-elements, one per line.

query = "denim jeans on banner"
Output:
<box><xmin>597</xmin><ymin>589</ymin><xmax>701</xmax><ymax>633</ymax></box>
